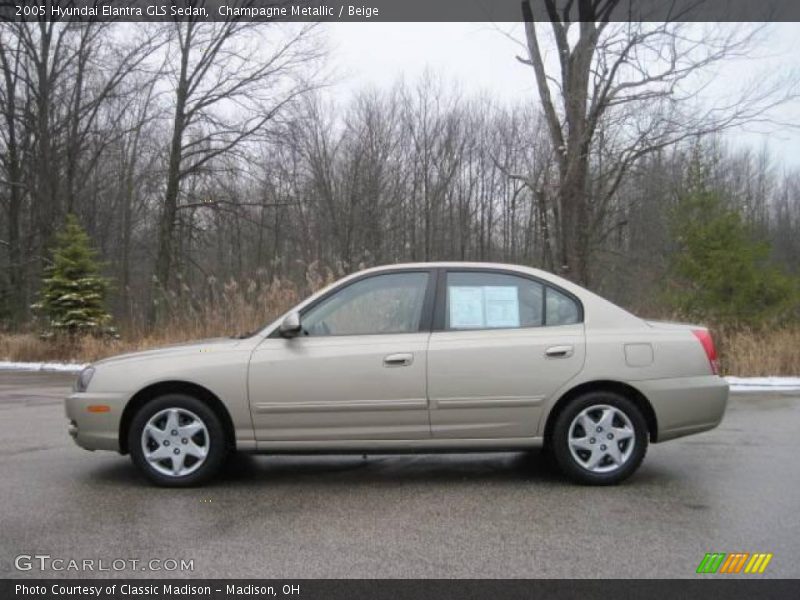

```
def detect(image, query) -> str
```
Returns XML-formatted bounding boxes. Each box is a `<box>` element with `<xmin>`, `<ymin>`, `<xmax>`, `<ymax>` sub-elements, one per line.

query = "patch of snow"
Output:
<box><xmin>0</xmin><ymin>361</ymin><xmax>87</xmax><ymax>373</ymax></box>
<box><xmin>726</xmin><ymin>376</ymin><xmax>800</xmax><ymax>393</ymax></box>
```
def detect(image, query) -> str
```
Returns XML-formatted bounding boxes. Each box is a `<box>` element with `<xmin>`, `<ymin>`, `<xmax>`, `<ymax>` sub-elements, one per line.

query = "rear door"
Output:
<box><xmin>427</xmin><ymin>269</ymin><xmax>586</xmax><ymax>439</ymax></box>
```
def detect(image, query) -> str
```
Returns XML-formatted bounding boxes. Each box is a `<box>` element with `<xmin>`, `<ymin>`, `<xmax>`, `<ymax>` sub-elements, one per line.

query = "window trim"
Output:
<box><xmin>270</xmin><ymin>268</ymin><xmax>437</xmax><ymax>339</ymax></box>
<box><xmin>432</xmin><ymin>267</ymin><xmax>584</xmax><ymax>332</ymax></box>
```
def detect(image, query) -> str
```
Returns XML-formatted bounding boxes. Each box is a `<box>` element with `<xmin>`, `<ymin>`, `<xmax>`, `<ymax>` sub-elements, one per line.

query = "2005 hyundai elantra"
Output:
<box><xmin>66</xmin><ymin>262</ymin><xmax>728</xmax><ymax>486</ymax></box>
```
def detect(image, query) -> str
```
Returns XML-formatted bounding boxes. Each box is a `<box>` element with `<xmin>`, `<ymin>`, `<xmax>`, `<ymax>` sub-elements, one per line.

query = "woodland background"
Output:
<box><xmin>1</xmin><ymin>5</ymin><xmax>799</xmax><ymax>374</ymax></box>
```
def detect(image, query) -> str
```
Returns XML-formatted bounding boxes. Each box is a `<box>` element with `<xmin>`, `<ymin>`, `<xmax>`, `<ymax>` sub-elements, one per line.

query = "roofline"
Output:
<box><xmin>352</xmin><ymin>261</ymin><xmax>569</xmax><ymax>286</ymax></box>
<box><xmin>354</xmin><ymin>261</ymin><xmax>548</xmax><ymax>275</ymax></box>
<box><xmin>258</xmin><ymin>261</ymin><xmax>644</xmax><ymax>337</ymax></box>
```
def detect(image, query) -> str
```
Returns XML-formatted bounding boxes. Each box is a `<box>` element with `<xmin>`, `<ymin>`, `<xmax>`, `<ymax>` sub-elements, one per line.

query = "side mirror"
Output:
<box><xmin>279</xmin><ymin>312</ymin><xmax>302</xmax><ymax>338</ymax></box>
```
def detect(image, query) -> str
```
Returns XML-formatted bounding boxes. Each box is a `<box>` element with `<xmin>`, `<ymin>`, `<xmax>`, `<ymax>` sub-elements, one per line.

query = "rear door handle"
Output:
<box><xmin>545</xmin><ymin>345</ymin><xmax>574</xmax><ymax>358</ymax></box>
<box><xmin>383</xmin><ymin>353</ymin><xmax>414</xmax><ymax>367</ymax></box>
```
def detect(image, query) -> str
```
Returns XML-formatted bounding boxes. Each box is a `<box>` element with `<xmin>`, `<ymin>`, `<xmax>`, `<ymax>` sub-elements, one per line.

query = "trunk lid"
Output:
<box><xmin>645</xmin><ymin>319</ymin><xmax>707</xmax><ymax>331</ymax></box>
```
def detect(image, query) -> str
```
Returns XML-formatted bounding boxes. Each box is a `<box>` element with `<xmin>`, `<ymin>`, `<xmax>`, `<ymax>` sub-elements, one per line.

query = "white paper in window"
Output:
<box><xmin>485</xmin><ymin>286</ymin><xmax>520</xmax><ymax>328</ymax></box>
<box><xmin>449</xmin><ymin>286</ymin><xmax>485</xmax><ymax>328</ymax></box>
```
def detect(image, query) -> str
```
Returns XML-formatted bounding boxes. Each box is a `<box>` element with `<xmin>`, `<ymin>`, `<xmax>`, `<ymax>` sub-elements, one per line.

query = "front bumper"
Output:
<box><xmin>65</xmin><ymin>391</ymin><xmax>128</xmax><ymax>452</ymax></box>
<box><xmin>636</xmin><ymin>375</ymin><xmax>729</xmax><ymax>442</ymax></box>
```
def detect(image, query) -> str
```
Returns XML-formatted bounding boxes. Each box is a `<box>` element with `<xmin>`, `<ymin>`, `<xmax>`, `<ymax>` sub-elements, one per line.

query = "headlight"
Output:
<box><xmin>74</xmin><ymin>366</ymin><xmax>95</xmax><ymax>392</ymax></box>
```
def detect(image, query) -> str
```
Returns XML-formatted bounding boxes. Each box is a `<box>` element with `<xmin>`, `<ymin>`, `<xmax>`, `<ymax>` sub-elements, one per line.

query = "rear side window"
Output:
<box><xmin>444</xmin><ymin>271</ymin><xmax>580</xmax><ymax>331</ymax></box>
<box><xmin>545</xmin><ymin>287</ymin><xmax>581</xmax><ymax>326</ymax></box>
<box><xmin>445</xmin><ymin>272</ymin><xmax>544</xmax><ymax>330</ymax></box>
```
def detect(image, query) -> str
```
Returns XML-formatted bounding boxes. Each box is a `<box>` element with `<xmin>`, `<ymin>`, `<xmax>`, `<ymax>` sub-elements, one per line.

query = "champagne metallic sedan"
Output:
<box><xmin>66</xmin><ymin>262</ymin><xmax>728</xmax><ymax>486</ymax></box>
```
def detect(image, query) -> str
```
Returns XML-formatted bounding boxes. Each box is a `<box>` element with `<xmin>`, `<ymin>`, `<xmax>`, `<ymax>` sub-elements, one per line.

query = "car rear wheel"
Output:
<box><xmin>551</xmin><ymin>391</ymin><xmax>648</xmax><ymax>485</ymax></box>
<box><xmin>128</xmin><ymin>394</ymin><xmax>227</xmax><ymax>487</ymax></box>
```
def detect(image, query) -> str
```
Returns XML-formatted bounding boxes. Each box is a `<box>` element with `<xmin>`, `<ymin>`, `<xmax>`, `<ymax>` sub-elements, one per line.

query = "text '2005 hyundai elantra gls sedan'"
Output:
<box><xmin>66</xmin><ymin>262</ymin><xmax>728</xmax><ymax>486</ymax></box>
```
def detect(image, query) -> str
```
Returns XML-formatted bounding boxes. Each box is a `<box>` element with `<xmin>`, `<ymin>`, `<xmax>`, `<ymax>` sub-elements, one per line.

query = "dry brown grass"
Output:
<box><xmin>3</xmin><ymin>326</ymin><xmax>798</xmax><ymax>375</ymax></box>
<box><xmin>0</xmin><ymin>263</ymin><xmax>341</xmax><ymax>365</ymax></box>
<box><xmin>1</xmin><ymin>267</ymin><xmax>798</xmax><ymax>376</ymax></box>
<box><xmin>4</xmin><ymin>326</ymin><xmax>798</xmax><ymax>375</ymax></box>
<box><xmin>717</xmin><ymin>327</ymin><xmax>800</xmax><ymax>377</ymax></box>
<box><xmin>0</xmin><ymin>334</ymin><xmax>126</xmax><ymax>364</ymax></box>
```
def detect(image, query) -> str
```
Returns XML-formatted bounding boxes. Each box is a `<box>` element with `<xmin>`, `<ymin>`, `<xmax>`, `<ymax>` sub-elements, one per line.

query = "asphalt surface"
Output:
<box><xmin>0</xmin><ymin>370</ymin><xmax>799</xmax><ymax>579</ymax></box>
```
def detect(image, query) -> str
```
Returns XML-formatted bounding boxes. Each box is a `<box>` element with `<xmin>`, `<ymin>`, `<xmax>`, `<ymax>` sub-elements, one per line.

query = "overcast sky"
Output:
<box><xmin>324</xmin><ymin>22</ymin><xmax>800</xmax><ymax>167</ymax></box>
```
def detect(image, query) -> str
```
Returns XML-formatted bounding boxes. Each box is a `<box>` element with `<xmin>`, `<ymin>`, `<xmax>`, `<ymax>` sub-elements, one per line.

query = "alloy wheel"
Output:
<box><xmin>140</xmin><ymin>408</ymin><xmax>210</xmax><ymax>477</ymax></box>
<box><xmin>567</xmin><ymin>404</ymin><xmax>636</xmax><ymax>473</ymax></box>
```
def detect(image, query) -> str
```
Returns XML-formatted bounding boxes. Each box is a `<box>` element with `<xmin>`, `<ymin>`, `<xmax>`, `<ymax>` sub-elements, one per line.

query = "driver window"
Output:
<box><xmin>302</xmin><ymin>272</ymin><xmax>430</xmax><ymax>336</ymax></box>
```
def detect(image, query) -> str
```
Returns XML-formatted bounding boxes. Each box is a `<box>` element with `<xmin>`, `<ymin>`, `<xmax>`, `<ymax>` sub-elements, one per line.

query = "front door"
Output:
<box><xmin>427</xmin><ymin>269</ymin><xmax>586</xmax><ymax>439</ymax></box>
<box><xmin>248</xmin><ymin>271</ymin><xmax>434</xmax><ymax>442</ymax></box>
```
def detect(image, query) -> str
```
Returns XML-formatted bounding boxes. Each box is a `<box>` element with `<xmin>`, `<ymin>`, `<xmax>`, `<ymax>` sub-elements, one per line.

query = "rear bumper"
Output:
<box><xmin>65</xmin><ymin>391</ymin><xmax>127</xmax><ymax>452</ymax></box>
<box><xmin>636</xmin><ymin>375</ymin><xmax>729</xmax><ymax>442</ymax></box>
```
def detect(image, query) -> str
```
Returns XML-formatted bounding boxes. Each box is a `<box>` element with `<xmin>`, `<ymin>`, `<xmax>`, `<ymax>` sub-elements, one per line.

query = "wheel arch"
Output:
<box><xmin>118</xmin><ymin>380</ymin><xmax>236</xmax><ymax>455</ymax></box>
<box><xmin>543</xmin><ymin>380</ymin><xmax>659</xmax><ymax>444</ymax></box>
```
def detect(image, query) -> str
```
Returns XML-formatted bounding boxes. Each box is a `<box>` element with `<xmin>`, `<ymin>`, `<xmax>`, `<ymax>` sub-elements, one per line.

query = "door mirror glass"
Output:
<box><xmin>279</xmin><ymin>312</ymin><xmax>302</xmax><ymax>338</ymax></box>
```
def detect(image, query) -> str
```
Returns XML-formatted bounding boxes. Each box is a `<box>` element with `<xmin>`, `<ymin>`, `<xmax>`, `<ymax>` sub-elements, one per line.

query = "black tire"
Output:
<box><xmin>128</xmin><ymin>393</ymin><xmax>227</xmax><ymax>487</ymax></box>
<box><xmin>550</xmin><ymin>391</ymin><xmax>648</xmax><ymax>485</ymax></box>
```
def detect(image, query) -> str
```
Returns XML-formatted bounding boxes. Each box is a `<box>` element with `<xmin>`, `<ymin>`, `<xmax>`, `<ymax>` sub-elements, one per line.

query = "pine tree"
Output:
<box><xmin>32</xmin><ymin>214</ymin><xmax>115</xmax><ymax>337</ymax></box>
<box><xmin>668</xmin><ymin>153</ymin><xmax>797</xmax><ymax>327</ymax></box>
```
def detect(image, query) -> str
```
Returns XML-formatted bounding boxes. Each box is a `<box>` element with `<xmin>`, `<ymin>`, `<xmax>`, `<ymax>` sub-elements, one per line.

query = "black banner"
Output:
<box><xmin>2</xmin><ymin>579</ymin><xmax>800</xmax><ymax>600</ymax></box>
<box><xmin>2</xmin><ymin>0</ymin><xmax>800</xmax><ymax>23</ymax></box>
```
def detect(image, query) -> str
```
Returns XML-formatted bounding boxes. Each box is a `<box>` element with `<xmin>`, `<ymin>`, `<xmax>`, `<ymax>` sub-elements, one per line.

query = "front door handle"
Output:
<box><xmin>545</xmin><ymin>345</ymin><xmax>574</xmax><ymax>359</ymax></box>
<box><xmin>383</xmin><ymin>353</ymin><xmax>414</xmax><ymax>367</ymax></box>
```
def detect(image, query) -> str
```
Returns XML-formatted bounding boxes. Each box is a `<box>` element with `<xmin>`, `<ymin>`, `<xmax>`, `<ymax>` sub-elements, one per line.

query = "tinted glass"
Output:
<box><xmin>302</xmin><ymin>272</ymin><xmax>429</xmax><ymax>336</ymax></box>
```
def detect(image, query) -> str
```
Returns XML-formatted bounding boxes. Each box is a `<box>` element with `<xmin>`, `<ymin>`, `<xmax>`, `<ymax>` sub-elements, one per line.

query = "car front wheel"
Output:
<box><xmin>128</xmin><ymin>394</ymin><xmax>227</xmax><ymax>487</ymax></box>
<box><xmin>551</xmin><ymin>391</ymin><xmax>648</xmax><ymax>485</ymax></box>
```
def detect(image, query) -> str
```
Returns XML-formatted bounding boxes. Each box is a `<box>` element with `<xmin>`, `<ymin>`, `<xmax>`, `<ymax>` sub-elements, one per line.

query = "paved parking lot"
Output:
<box><xmin>1</xmin><ymin>370</ymin><xmax>798</xmax><ymax>578</ymax></box>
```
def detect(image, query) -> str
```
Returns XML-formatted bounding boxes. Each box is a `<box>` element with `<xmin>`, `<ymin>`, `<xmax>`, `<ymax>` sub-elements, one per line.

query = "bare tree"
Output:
<box><xmin>519</xmin><ymin>0</ymin><xmax>798</xmax><ymax>285</ymax></box>
<box><xmin>0</xmin><ymin>17</ymin><xmax>798</xmax><ymax>336</ymax></box>
<box><xmin>152</xmin><ymin>12</ymin><xmax>324</xmax><ymax>312</ymax></box>
<box><xmin>0</xmin><ymin>28</ymin><xmax>27</xmax><ymax>319</ymax></box>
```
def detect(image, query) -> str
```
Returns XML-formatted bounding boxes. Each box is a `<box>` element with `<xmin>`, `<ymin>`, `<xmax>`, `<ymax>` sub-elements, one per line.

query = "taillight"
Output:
<box><xmin>692</xmin><ymin>329</ymin><xmax>719</xmax><ymax>375</ymax></box>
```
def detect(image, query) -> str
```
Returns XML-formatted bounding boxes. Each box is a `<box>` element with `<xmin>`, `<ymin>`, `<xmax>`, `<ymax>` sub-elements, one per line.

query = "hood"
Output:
<box><xmin>93</xmin><ymin>337</ymin><xmax>248</xmax><ymax>367</ymax></box>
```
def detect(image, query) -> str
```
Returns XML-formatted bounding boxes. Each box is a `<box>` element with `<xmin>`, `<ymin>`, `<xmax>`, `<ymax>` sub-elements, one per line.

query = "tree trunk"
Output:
<box><xmin>152</xmin><ymin>26</ymin><xmax>191</xmax><ymax>324</ymax></box>
<box><xmin>1</xmin><ymin>47</ymin><xmax>24</xmax><ymax>321</ymax></box>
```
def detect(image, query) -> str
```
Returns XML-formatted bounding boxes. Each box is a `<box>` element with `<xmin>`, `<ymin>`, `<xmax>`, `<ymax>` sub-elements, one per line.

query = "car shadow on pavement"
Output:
<box><xmin>83</xmin><ymin>449</ymin><xmax>680</xmax><ymax>489</ymax></box>
<box><xmin>213</xmin><ymin>450</ymin><xmax>566</xmax><ymax>486</ymax></box>
<box><xmin>82</xmin><ymin>450</ymin><xmax>573</xmax><ymax>488</ymax></box>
